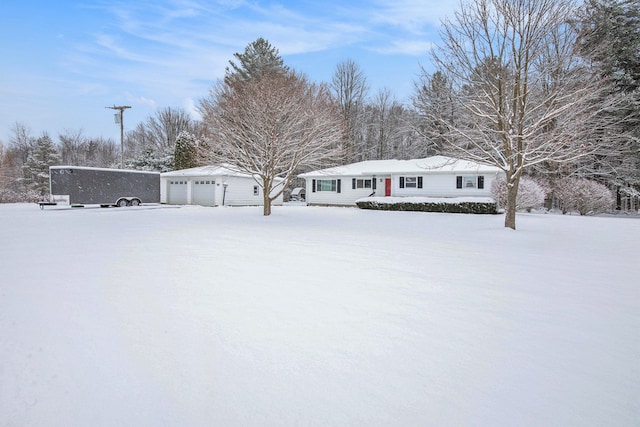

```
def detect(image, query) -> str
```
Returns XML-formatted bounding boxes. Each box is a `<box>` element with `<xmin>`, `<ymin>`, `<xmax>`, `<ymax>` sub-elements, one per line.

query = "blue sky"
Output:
<box><xmin>0</xmin><ymin>0</ymin><xmax>457</xmax><ymax>145</ymax></box>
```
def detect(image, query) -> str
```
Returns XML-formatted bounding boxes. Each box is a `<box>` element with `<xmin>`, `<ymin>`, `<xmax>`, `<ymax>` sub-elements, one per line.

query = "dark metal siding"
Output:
<box><xmin>50</xmin><ymin>167</ymin><xmax>160</xmax><ymax>205</ymax></box>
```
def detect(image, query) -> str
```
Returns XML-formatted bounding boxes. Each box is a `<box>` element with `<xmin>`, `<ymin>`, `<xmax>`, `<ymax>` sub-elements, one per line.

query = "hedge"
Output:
<box><xmin>356</xmin><ymin>198</ymin><xmax>498</xmax><ymax>214</ymax></box>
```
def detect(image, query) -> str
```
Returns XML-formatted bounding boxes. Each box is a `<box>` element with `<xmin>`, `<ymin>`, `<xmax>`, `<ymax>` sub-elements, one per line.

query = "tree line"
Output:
<box><xmin>0</xmin><ymin>0</ymin><xmax>637</xmax><ymax>227</ymax></box>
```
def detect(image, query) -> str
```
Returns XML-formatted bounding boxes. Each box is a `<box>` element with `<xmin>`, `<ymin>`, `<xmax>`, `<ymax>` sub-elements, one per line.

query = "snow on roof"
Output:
<box><xmin>161</xmin><ymin>164</ymin><xmax>252</xmax><ymax>178</ymax></box>
<box><xmin>298</xmin><ymin>156</ymin><xmax>503</xmax><ymax>177</ymax></box>
<box><xmin>161</xmin><ymin>164</ymin><xmax>285</xmax><ymax>182</ymax></box>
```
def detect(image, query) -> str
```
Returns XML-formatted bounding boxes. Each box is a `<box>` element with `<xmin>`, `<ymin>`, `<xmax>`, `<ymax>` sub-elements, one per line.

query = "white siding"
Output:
<box><xmin>305</xmin><ymin>172</ymin><xmax>502</xmax><ymax>206</ymax></box>
<box><xmin>219</xmin><ymin>176</ymin><xmax>283</xmax><ymax>206</ymax></box>
<box><xmin>392</xmin><ymin>173</ymin><xmax>499</xmax><ymax>198</ymax></box>
<box><xmin>305</xmin><ymin>176</ymin><xmax>383</xmax><ymax>206</ymax></box>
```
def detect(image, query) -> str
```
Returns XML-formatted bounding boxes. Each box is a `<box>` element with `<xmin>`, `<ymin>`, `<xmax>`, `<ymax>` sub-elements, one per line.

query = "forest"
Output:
<box><xmin>0</xmin><ymin>0</ymin><xmax>637</xmax><ymax>219</ymax></box>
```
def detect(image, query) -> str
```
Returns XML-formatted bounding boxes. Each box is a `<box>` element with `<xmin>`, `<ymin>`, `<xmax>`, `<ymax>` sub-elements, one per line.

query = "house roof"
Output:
<box><xmin>161</xmin><ymin>164</ymin><xmax>253</xmax><ymax>178</ymax></box>
<box><xmin>298</xmin><ymin>156</ymin><xmax>503</xmax><ymax>177</ymax></box>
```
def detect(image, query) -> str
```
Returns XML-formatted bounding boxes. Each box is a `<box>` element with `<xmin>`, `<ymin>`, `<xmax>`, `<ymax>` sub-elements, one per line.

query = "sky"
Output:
<box><xmin>0</xmin><ymin>0</ymin><xmax>457</xmax><ymax>146</ymax></box>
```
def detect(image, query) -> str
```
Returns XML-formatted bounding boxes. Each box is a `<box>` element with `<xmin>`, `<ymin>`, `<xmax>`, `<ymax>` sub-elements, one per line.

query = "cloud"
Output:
<box><xmin>182</xmin><ymin>97</ymin><xmax>202</xmax><ymax>120</ymax></box>
<box><xmin>125</xmin><ymin>92</ymin><xmax>157</xmax><ymax>109</ymax></box>
<box><xmin>369</xmin><ymin>0</ymin><xmax>457</xmax><ymax>31</ymax></box>
<box><xmin>373</xmin><ymin>39</ymin><xmax>435</xmax><ymax>56</ymax></box>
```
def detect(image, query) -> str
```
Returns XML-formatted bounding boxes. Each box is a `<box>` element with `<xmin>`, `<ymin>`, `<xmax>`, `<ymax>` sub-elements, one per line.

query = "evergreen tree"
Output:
<box><xmin>125</xmin><ymin>146</ymin><xmax>173</xmax><ymax>172</ymax></box>
<box><xmin>224</xmin><ymin>37</ymin><xmax>288</xmax><ymax>84</ymax></box>
<box><xmin>173</xmin><ymin>131</ymin><xmax>198</xmax><ymax>170</ymax></box>
<box><xmin>22</xmin><ymin>133</ymin><xmax>60</xmax><ymax>196</ymax></box>
<box><xmin>576</xmin><ymin>0</ymin><xmax>640</xmax><ymax>209</ymax></box>
<box><xmin>578</xmin><ymin>0</ymin><xmax>640</xmax><ymax>92</ymax></box>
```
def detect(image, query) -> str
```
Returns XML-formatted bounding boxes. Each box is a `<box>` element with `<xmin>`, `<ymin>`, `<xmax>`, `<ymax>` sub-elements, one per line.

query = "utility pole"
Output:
<box><xmin>106</xmin><ymin>105</ymin><xmax>131</xmax><ymax>168</ymax></box>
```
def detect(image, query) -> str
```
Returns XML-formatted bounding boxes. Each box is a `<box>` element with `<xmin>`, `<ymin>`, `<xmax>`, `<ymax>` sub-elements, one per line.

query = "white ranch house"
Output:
<box><xmin>299</xmin><ymin>156</ymin><xmax>504</xmax><ymax>206</ymax></box>
<box><xmin>161</xmin><ymin>165</ymin><xmax>284</xmax><ymax>207</ymax></box>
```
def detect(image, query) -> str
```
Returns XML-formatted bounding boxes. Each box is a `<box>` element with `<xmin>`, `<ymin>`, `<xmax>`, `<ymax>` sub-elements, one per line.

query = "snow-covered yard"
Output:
<box><xmin>1</xmin><ymin>203</ymin><xmax>638</xmax><ymax>426</ymax></box>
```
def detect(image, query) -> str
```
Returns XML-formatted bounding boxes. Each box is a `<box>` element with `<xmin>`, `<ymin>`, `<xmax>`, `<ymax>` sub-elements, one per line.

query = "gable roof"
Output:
<box><xmin>299</xmin><ymin>156</ymin><xmax>503</xmax><ymax>177</ymax></box>
<box><xmin>161</xmin><ymin>164</ymin><xmax>253</xmax><ymax>178</ymax></box>
<box><xmin>161</xmin><ymin>164</ymin><xmax>285</xmax><ymax>182</ymax></box>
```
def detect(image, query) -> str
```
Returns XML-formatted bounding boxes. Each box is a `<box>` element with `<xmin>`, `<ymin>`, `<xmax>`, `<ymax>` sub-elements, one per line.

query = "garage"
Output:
<box><xmin>160</xmin><ymin>164</ymin><xmax>284</xmax><ymax>207</ymax></box>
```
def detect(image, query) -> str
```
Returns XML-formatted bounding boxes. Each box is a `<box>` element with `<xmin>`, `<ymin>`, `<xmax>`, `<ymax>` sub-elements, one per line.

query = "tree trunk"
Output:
<box><xmin>263</xmin><ymin>193</ymin><xmax>272</xmax><ymax>216</ymax></box>
<box><xmin>504</xmin><ymin>178</ymin><xmax>519</xmax><ymax>230</ymax></box>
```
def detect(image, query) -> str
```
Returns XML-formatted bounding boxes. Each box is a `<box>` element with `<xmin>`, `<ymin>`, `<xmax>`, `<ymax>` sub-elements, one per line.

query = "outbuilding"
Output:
<box><xmin>161</xmin><ymin>165</ymin><xmax>284</xmax><ymax>207</ymax></box>
<box><xmin>298</xmin><ymin>155</ymin><xmax>504</xmax><ymax>206</ymax></box>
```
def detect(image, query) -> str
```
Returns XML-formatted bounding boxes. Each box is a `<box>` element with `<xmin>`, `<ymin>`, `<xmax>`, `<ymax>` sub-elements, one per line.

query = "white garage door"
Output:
<box><xmin>167</xmin><ymin>180</ymin><xmax>188</xmax><ymax>205</ymax></box>
<box><xmin>192</xmin><ymin>179</ymin><xmax>216</xmax><ymax>206</ymax></box>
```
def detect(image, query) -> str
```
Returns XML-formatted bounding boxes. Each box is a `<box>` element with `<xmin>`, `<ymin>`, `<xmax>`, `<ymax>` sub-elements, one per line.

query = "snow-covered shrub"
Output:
<box><xmin>356</xmin><ymin>198</ymin><xmax>498</xmax><ymax>214</ymax></box>
<box><xmin>490</xmin><ymin>176</ymin><xmax>545</xmax><ymax>211</ymax></box>
<box><xmin>0</xmin><ymin>188</ymin><xmax>41</xmax><ymax>203</ymax></box>
<box><xmin>554</xmin><ymin>178</ymin><xmax>615</xmax><ymax>215</ymax></box>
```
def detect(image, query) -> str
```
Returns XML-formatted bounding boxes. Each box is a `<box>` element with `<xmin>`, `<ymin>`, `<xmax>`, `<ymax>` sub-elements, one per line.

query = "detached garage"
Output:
<box><xmin>160</xmin><ymin>165</ymin><xmax>284</xmax><ymax>207</ymax></box>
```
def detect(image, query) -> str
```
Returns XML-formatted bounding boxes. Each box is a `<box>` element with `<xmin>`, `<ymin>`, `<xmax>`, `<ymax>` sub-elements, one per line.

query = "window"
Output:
<box><xmin>463</xmin><ymin>176</ymin><xmax>476</xmax><ymax>188</ymax></box>
<box><xmin>352</xmin><ymin>178</ymin><xmax>372</xmax><ymax>189</ymax></box>
<box><xmin>399</xmin><ymin>176</ymin><xmax>423</xmax><ymax>189</ymax></box>
<box><xmin>456</xmin><ymin>176</ymin><xmax>485</xmax><ymax>189</ymax></box>
<box><xmin>312</xmin><ymin>179</ymin><xmax>341</xmax><ymax>193</ymax></box>
<box><xmin>253</xmin><ymin>185</ymin><xmax>259</xmax><ymax>196</ymax></box>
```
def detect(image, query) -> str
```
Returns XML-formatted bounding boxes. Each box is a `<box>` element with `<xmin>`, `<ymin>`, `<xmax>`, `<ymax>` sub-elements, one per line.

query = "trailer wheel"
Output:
<box><xmin>130</xmin><ymin>198</ymin><xmax>141</xmax><ymax>206</ymax></box>
<box><xmin>116</xmin><ymin>198</ymin><xmax>129</xmax><ymax>207</ymax></box>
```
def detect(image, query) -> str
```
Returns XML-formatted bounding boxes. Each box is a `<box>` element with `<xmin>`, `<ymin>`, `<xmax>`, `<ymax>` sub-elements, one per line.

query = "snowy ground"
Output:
<box><xmin>1</xmin><ymin>203</ymin><xmax>638</xmax><ymax>426</ymax></box>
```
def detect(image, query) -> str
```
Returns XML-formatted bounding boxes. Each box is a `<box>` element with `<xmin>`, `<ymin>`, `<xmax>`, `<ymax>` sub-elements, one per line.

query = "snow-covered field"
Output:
<box><xmin>1</xmin><ymin>203</ymin><xmax>638</xmax><ymax>426</ymax></box>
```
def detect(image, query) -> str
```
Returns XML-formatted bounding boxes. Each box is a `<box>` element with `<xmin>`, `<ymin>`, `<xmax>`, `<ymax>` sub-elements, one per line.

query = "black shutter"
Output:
<box><xmin>400</xmin><ymin>177</ymin><xmax>405</xmax><ymax>188</ymax></box>
<box><xmin>337</xmin><ymin>179</ymin><xmax>341</xmax><ymax>193</ymax></box>
<box><xmin>456</xmin><ymin>176</ymin><xmax>462</xmax><ymax>189</ymax></box>
<box><xmin>418</xmin><ymin>176</ymin><xmax>423</xmax><ymax>189</ymax></box>
<box><xmin>478</xmin><ymin>176</ymin><xmax>484</xmax><ymax>189</ymax></box>
<box><xmin>312</xmin><ymin>179</ymin><xmax>316</xmax><ymax>192</ymax></box>
<box><xmin>352</xmin><ymin>178</ymin><xmax>356</xmax><ymax>189</ymax></box>
<box><xmin>372</xmin><ymin>178</ymin><xmax>377</xmax><ymax>190</ymax></box>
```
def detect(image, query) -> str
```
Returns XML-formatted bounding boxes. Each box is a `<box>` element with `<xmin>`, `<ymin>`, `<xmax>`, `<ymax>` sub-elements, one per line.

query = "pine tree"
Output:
<box><xmin>174</xmin><ymin>131</ymin><xmax>198</xmax><ymax>170</ymax></box>
<box><xmin>224</xmin><ymin>37</ymin><xmax>288</xmax><ymax>84</ymax></box>
<box><xmin>22</xmin><ymin>134</ymin><xmax>60</xmax><ymax>196</ymax></box>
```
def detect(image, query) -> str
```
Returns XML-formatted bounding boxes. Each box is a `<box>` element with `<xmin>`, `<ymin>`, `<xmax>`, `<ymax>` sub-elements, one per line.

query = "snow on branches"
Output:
<box><xmin>199</xmin><ymin>69</ymin><xmax>342</xmax><ymax>215</ymax></box>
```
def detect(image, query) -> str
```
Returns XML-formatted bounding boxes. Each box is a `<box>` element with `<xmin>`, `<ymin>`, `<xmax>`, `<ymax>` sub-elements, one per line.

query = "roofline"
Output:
<box><xmin>299</xmin><ymin>169</ymin><xmax>503</xmax><ymax>178</ymax></box>
<box><xmin>50</xmin><ymin>165</ymin><xmax>160</xmax><ymax>175</ymax></box>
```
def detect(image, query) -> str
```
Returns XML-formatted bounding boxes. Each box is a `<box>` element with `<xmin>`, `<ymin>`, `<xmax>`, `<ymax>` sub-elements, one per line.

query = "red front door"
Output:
<box><xmin>385</xmin><ymin>178</ymin><xmax>392</xmax><ymax>196</ymax></box>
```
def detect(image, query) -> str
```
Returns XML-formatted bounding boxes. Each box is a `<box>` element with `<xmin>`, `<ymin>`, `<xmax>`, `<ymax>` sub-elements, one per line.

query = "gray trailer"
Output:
<box><xmin>44</xmin><ymin>166</ymin><xmax>160</xmax><ymax>208</ymax></box>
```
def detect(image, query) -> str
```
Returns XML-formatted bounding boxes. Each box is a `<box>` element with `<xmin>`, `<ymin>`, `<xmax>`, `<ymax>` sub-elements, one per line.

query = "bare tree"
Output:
<box><xmin>8</xmin><ymin>122</ymin><xmax>35</xmax><ymax>166</ymax></box>
<box><xmin>412</xmin><ymin>69</ymin><xmax>457</xmax><ymax>154</ymax></box>
<box><xmin>144</xmin><ymin>107</ymin><xmax>195</xmax><ymax>152</ymax></box>
<box><xmin>331</xmin><ymin>59</ymin><xmax>369</xmax><ymax>162</ymax></box>
<box><xmin>199</xmin><ymin>69</ymin><xmax>343</xmax><ymax>215</ymax></box>
<box><xmin>417</xmin><ymin>0</ymin><xmax>619</xmax><ymax>229</ymax></box>
<box><xmin>59</xmin><ymin>129</ymin><xmax>119</xmax><ymax>167</ymax></box>
<box><xmin>59</xmin><ymin>128</ymin><xmax>85</xmax><ymax>166</ymax></box>
<box><xmin>124</xmin><ymin>107</ymin><xmax>198</xmax><ymax>171</ymax></box>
